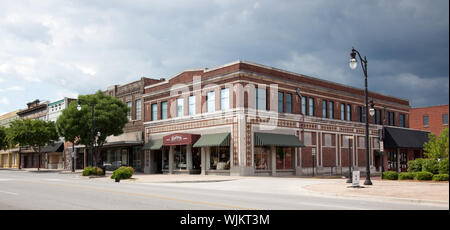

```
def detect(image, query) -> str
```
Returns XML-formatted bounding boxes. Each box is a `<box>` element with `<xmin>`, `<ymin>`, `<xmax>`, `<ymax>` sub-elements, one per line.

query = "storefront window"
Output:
<box><xmin>104</xmin><ymin>148</ymin><xmax>123</xmax><ymax>170</ymax></box>
<box><xmin>174</xmin><ymin>145</ymin><xmax>187</xmax><ymax>169</ymax></box>
<box><xmin>209</xmin><ymin>146</ymin><xmax>230</xmax><ymax>170</ymax></box>
<box><xmin>276</xmin><ymin>147</ymin><xmax>293</xmax><ymax>170</ymax></box>
<box><xmin>162</xmin><ymin>147</ymin><xmax>169</xmax><ymax>170</ymax></box>
<box><xmin>131</xmin><ymin>146</ymin><xmax>142</xmax><ymax>170</ymax></box>
<box><xmin>254</xmin><ymin>146</ymin><xmax>271</xmax><ymax>170</ymax></box>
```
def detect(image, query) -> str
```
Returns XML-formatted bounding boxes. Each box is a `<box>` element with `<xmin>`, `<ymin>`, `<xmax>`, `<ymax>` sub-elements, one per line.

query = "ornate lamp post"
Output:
<box><xmin>349</xmin><ymin>47</ymin><xmax>374</xmax><ymax>185</ymax></box>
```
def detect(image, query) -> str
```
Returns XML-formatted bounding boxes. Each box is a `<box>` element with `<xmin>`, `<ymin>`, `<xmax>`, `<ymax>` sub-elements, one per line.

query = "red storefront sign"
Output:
<box><xmin>163</xmin><ymin>133</ymin><xmax>200</xmax><ymax>146</ymax></box>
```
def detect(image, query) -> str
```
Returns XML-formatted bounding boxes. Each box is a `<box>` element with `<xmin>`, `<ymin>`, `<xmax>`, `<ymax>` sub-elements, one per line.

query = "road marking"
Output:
<box><xmin>0</xmin><ymin>190</ymin><xmax>18</xmax><ymax>196</ymax></box>
<box><xmin>20</xmin><ymin>180</ymin><xmax>256</xmax><ymax>210</ymax></box>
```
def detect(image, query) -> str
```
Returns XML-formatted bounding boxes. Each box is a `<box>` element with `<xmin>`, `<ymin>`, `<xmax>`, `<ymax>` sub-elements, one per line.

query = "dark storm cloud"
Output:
<box><xmin>0</xmin><ymin>0</ymin><xmax>448</xmax><ymax>115</ymax></box>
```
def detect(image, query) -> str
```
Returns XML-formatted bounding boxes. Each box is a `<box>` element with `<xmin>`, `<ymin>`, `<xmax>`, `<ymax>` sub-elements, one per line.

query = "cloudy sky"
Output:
<box><xmin>0</xmin><ymin>0</ymin><xmax>448</xmax><ymax>115</ymax></box>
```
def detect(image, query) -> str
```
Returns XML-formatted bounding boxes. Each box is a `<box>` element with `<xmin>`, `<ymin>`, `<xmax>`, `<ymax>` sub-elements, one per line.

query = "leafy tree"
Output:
<box><xmin>7</xmin><ymin>119</ymin><xmax>59</xmax><ymax>170</ymax></box>
<box><xmin>423</xmin><ymin>128</ymin><xmax>449</xmax><ymax>160</ymax></box>
<box><xmin>0</xmin><ymin>126</ymin><xmax>8</xmax><ymax>150</ymax></box>
<box><xmin>56</xmin><ymin>100</ymin><xmax>82</xmax><ymax>166</ymax></box>
<box><xmin>56</xmin><ymin>90</ymin><xmax>128</xmax><ymax>167</ymax></box>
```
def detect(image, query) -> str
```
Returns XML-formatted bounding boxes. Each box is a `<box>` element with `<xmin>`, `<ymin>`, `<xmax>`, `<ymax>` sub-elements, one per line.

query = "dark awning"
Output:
<box><xmin>193</xmin><ymin>133</ymin><xmax>230</xmax><ymax>148</ymax></box>
<box><xmin>142</xmin><ymin>139</ymin><xmax>163</xmax><ymax>150</ymax></box>
<box><xmin>384</xmin><ymin>127</ymin><xmax>429</xmax><ymax>149</ymax></box>
<box><xmin>254</xmin><ymin>132</ymin><xmax>305</xmax><ymax>147</ymax></box>
<box><xmin>41</xmin><ymin>142</ymin><xmax>64</xmax><ymax>153</ymax></box>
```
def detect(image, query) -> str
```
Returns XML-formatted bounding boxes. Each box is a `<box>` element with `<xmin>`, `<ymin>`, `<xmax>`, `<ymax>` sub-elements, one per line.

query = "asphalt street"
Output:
<box><xmin>0</xmin><ymin>170</ymin><xmax>447</xmax><ymax>210</ymax></box>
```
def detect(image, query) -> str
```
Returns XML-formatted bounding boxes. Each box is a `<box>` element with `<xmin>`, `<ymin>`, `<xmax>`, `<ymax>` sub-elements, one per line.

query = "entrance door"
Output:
<box><xmin>23</xmin><ymin>156</ymin><xmax>28</xmax><ymax>168</ymax></box>
<box><xmin>192</xmin><ymin>147</ymin><xmax>201</xmax><ymax>174</ymax></box>
<box><xmin>155</xmin><ymin>150</ymin><xmax>162</xmax><ymax>173</ymax></box>
<box><xmin>387</xmin><ymin>151</ymin><xmax>397</xmax><ymax>172</ymax></box>
<box><xmin>399</xmin><ymin>151</ymin><xmax>408</xmax><ymax>172</ymax></box>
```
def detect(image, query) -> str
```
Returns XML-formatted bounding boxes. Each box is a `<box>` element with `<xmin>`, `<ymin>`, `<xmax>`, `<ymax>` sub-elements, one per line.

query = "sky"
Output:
<box><xmin>0</xmin><ymin>0</ymin><xmax>449</xmax><ymax>115</ymax></box>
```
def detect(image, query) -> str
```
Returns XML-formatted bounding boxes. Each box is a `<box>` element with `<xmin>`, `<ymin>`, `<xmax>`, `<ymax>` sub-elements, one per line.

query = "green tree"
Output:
<box><xmin>0</xmin><ymin>126</ymin><xmax>8</xmax><ymax>150</ymax></box>
<box><xmin>7</xmin><ymin>119</ymin><xmax>59</xmax><ymax>170</ymax></box>
<box><xmin>57</xmin><ymin>90</ymin><xmax>128</xmax><ymax>167</ymax></box>
<box><xmin>56</xmin><ymin>100</ymin><xmax>82</xmax><ymax>166</ymax></box>
<box><xmin>423</xmin><ymin>128</ymin><xmax>449</xmax><ymax>160</ymax></box>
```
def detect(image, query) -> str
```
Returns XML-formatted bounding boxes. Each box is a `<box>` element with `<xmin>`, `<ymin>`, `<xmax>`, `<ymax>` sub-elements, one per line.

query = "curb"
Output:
<box><xmin>147</xmin><ymin>179</ymin><xmax>237</xmax><ymax>184</ymax></box>
<box><xmin>299</xmin><ymin>186</ymin><xmax>449</xmax><ymax>207</ymax></box>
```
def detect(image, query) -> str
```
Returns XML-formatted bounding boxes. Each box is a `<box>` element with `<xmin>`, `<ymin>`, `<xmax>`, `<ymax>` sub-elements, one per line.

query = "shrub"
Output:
<box><xmin>408</xmin><ymin>158</ymin><xmax>425</xmax><ymax>173</ymax></box>
<box><xmin>438</xmin><ymin>158</ymin><xmax>449</xmax><ymax>174</ymax></box>
<box><xmin>82</xmin><ymin>167</ymin><xmax>103</xmax><ymax>176</ymax></box>
<box><xmin>422</xmin><ymin>158</ymin><xmax>439</xmax><ymax>174</ymax></box>
<box><xmin>415</xmin><ymin>171</ymin><xmax>433</xmax><ymax>181</ymax></box>
<box><xmin>432</xmin><ymin>174</ymin><xmax>449</xmax><ymax>181</ymax></box>
<box><xmin>382</xmin><ymin>171</ymin><xmax>398</xmax><ymax>180</ymax></box>
<box><xmin>398</xmin><ymin>172</ymin><xmax>414</xmax><ymax>180</ymax></box>
<box><xmin>111</xmin><ymin>166</ymin><xmax>134</xmax><ymax>180</ymax></box>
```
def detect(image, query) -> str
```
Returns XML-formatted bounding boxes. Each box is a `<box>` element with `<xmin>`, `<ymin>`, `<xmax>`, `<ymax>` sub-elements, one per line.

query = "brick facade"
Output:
<box><xmin>140</xmin><ymin>60</ymin><xmax>414</xmax><ymax>176</ymax></box>
<box><xmin>409</xmin><ymin>104</ymin><xmax>449</xmax><ymax>136</ymax></box>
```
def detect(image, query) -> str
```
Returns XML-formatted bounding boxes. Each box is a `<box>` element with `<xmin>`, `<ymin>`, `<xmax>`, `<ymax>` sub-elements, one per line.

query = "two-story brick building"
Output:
<box><xmin>140</xmin><ymin>60</ymin><xmax>428</xmax><ymax>176</ymax></box>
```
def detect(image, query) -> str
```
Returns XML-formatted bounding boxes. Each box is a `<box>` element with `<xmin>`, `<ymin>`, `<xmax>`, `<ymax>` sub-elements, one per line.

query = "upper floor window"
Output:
<box><xmin>391</xmin><ymin>112</ymin><xmax>395</xmax><ymax>126</ymax></box>
<box><xmin>399</xmin><ymin>114</ymin><xmax>405</xmax><ymax>127</ymax></box>
<box><xmin>135</xmin><ymin>99</ymin><xmax>141</xmax><ymax>120</ymax></box>
<box><xmin>278</xmin><ymin>92</ymin><xmax>284</xmax><ymax>113</ymax></box>
<box><xmin>151</xmin><ymin>103</ymin><xmax>158</xmax><ymax>121</ymax></box>
<box><xmin>301</xmin><ymin>97</ymin><xmax>307</xmax><ymax>115</ymax></box>
<box><xmin>286</xmin><ymin>93</ymin><xmax>292</xmax><ymax>113</ymax></box>
<box><xmin>161</xmin><ymin>101</ymin><xmax>168</xmax><ymax>119</ymax></box>
<box><xmin>255</xmin><ymin>88</ymin><xmax>267</xmax><ymax>111</ymax></box>
<box><xmin>127</xmin><ymin>101</ymin><xmax>132</xmax><ymax>121</ymax></box>
<box><xmin>377</xmin><ymin>109</ymin><xmax>382</xmax><ymax>125</ymax></box>
<box><xmin>308</xmin><ymin>98</ymin><xmax>314</xmax><ymax>116</ymax></box>
<box><xmin>347</xmin><ymin>104</ymin><xmax>352</xmax><ymax>121</ymax></box>
<box><xmin>443</xmin><ymin>114</ymin><xmax>448</xmax><ymax>125</ymax></box>
<box><xmin>177</xmin><ymin>98</ymin><xmax>184</xmax><ymax>117</ymax></box>
<box><xmin>322</xmin><ymin>100</ymin><xmax>327</xmax><ymax>118</ymax></box>
<box><xmin>329</xmin><ymin>101</ymin><xmax>334</xmax><ymax>119</ymax></box>
<box><xmin>358</xmin><ymin>106</ymin><xmax>363</xmax><ymax>122</ymax></box>
<box><xmin>207</xmin><ymin>91</ymin><xmax>215</xmax><ymax>113</ymax></box>
<box><xmin>423</xmin><ymin>115</ymin><xmax>429</xmax><ymax>127</ymax></box>
<box><xmin>341</xmin><ymin>104</ymin><xmax>345</xmax><ymax>120</ymax></box>
<box><xmin>220</xmin><ymin>88</ymin><xmax>229</xmax><ymax>110</ymax></box>
<box><xmin>189</xmin><ymin>95</ymin><xmax>195</xmax><ymax>116</ymax></box>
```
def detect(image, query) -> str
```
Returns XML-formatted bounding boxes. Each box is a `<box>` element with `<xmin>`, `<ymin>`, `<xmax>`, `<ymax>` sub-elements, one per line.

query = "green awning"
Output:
<box><xmin>142</xmin><ymin>139</ymin><xmax>163</xmax><ymax>150</ymax></box>
<box><xmin>193</xmin><ymin>133</ymin><xmax>231</xmax><ymax>148</ymax></box>
<box><xmin>254</xmin><ymin>132</ymin><xmax>305</xmax><ymax>147</ymax></box>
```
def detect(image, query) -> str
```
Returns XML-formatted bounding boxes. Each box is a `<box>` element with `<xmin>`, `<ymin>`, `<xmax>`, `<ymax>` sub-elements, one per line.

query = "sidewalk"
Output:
<box><xmin>87</xmin><ymin>173</ymin><xmax>242</xmax><ymax>183</ymax></box>
<box><xmin>302</xmin><ymin>178</ymin><xmax>449</xmax><ymax>205</ymax></box>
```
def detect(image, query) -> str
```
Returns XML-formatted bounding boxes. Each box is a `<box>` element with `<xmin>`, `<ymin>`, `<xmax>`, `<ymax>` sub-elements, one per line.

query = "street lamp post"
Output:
<box><xmin>77</xmin><ymin>101</ymin><xmax>95</xmax><ymax>167</ymax></box>
<box><xmin>350</xmin><ymin>47</ymin><xmax>374</xmax><ymax>185</ymax></box>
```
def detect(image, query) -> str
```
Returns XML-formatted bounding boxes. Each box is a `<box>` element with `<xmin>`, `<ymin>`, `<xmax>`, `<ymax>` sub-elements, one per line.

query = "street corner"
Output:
<box><xmin>301</xmin><ymin>178</ymin><xmax>450</xmax><ymax>205</ymax></box>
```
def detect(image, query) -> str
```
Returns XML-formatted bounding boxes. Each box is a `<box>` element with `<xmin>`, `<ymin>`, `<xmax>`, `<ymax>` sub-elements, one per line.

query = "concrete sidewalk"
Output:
<box><xmin>85</xmin><ymin>173</ymin><xmax>242</xmax><ymax>183</ymax></box>
<box><xmin>302</xmin><ymin>178</ymin><xmax>449</xmax><ymax>205</ymax></box>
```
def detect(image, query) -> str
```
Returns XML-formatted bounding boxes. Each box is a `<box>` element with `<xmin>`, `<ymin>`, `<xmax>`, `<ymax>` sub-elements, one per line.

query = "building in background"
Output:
<box><xmin>0</xmin><ymin>110</ymin><xmax>20</xmax><ymax>168</ymax></box>
<box><xmin>14</xmin><ymin>100</ymin><xmax>49</xmax><ymax>168</ymax></box>
<box><xmin>74</xmin><ymin>77</ymin><xmax>164</xmax><ymax>171</ymax></box>
<box><xmin>47</xmin><ymin>97</ymin><xmax>77</xmax><ymax>122</ymax></box>
<box><xmin>409</xmin><ymin>104</ymin><xmax>449</xmax><ymax>137</ymax></box>
<box><xmin>46</xmin><ymin>97</ymin><xmax>77</xmax><ymax>169</ymax></box>
<box><xmin>0</xmin><ymin>110</ymin><xmax>20</xmax><ymax>128</ymax></box>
